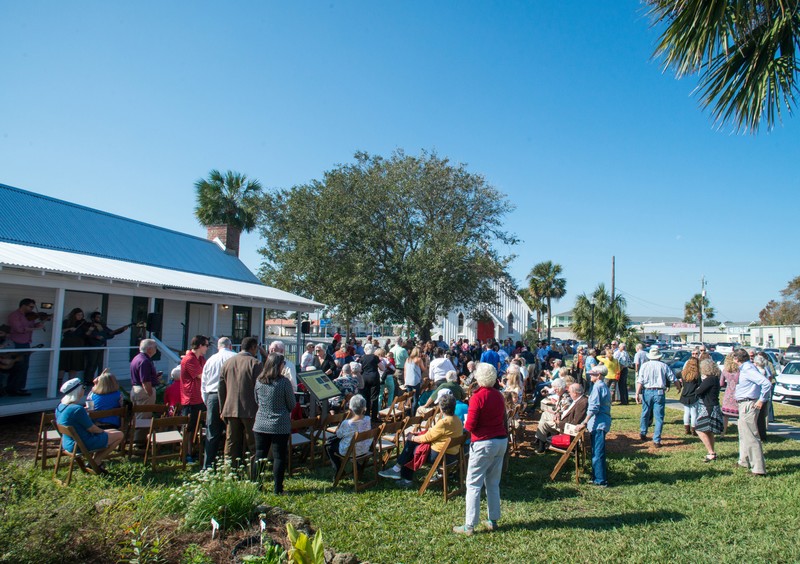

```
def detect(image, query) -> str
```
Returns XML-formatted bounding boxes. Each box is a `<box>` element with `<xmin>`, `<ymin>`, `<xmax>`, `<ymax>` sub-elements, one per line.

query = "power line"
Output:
<box><xmin>615</xmin><ymin>288</ymin><xmax>683</xmax><ymax>312</ymax></box>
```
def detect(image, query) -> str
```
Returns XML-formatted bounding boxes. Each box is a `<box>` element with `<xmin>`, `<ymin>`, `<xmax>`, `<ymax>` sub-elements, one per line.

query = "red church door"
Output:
<box><xmin>477</xmin><ymin>320</ymin><xmax>494</xmax><ymax>342</ymax></box>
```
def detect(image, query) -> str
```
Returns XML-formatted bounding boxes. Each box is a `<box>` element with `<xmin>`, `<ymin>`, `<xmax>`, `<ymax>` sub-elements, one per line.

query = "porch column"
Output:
<box><xmin>47</xmin><ymin>288</ymin><xmax>65</xmax><ymax>398</ymax></box>
<box><xmin>295</xmin><ymin>314</ymin><xmax>302</xmax><ymax>367</ymax></box>
<box><xmin>211</xmin><ymin>303</ymin><xmax>218</xmax><ymax>340</ymax></box>
<box><xmin>259</xmin><ymin>307</ymin><xmax>265</xmax><ymax>344</ymax></box>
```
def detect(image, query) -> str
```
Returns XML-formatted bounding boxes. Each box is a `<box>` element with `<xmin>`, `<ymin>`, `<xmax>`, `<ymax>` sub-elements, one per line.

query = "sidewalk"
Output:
<box><xmin>665</xmin><ymin>398</ymin><xmax>800</xmax><ymax>441</ymax></box>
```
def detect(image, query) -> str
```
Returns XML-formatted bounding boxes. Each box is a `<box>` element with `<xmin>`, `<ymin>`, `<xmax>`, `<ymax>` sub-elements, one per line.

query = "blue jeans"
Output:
<box><xmin>590</xmin><ymin>429</ymin><xmax>607</xmax><ymax>486</ymax></box>
<box><xmin>203</xmin><ymin>392</ymin><xmax>224</xmax><ymax>470</ymax></box>
<box><xmin>465</xmin><ymin>437</ymin><xmax>507</xmax><ymax>528</ymax></box>
<box><xmin>640</xmin><ymin>389</ymin><xmax>665</xmax><ymax>443</ymax></box>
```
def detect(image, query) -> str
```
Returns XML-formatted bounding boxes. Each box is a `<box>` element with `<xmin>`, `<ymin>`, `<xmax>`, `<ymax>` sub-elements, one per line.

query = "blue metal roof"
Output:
<box><xmin>0</xmin><ymin>183</ymin><xmax>261</xmax><ymax>284</ymax></box>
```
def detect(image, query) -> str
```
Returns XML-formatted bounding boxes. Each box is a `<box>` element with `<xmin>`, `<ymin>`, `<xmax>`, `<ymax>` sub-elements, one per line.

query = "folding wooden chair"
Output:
<box><xmin>128</xmin><ymin>404</ymin><xmax>168</xmax><ymax>457</ymax></box>
<box><xmin>88</xmin><ymin>408</ymin><xmax>127</xmax><ymax>460</ymax></box>
<box><xmin>333</xmin><ymin>426</ymin><xmax>381</xmax><ymax>492</ymax></box>
<box><xmin>192</xmin><ymin>410</ymin><xmax>206</xmax><ymax>460</ymax></box>
<box><xmin>379</xmin><ymin>393</ymin><xmax>408</xmax><ymax>422</ymax></box>
<box><xmin>507</xmin><ymin>405</ymin><xmax>522</xmax><ymax>456</ymax></box>
<box><xmin>404</xmin><ymin>416</ymin><xmax>423</xmax><ymax>434</ymax></box>
<box><xmin>52</xmin><ymin>423</ymin><xmax>105</xmax><ymax>486</ymax></box>
<box><xmin>288</xmin><ymin>417</ymin><xmax>317</xmax><ymax>475</ymax></box>
<box><xmin>143</xmin><ymin>415</ymin><xmax>189</xmax><ymax>471</ymax></box>
<box><xmin>377</xmin><ymin>420</ymin><xmax>405</xmax><ymax>468</ymax></box>
<box><xmin>34</xmin><ymin>412</ymin><xmax>61</xmax><ymax>470</ymax></box>
<box><xmin>548</xmin><ymin>428</ymin><xmax>587</xmax><ymax>484</ymax></box>
<box><xmin>418</xmin><ymin>434</ymin><xmax>468</xmax><ymax>501</ymax></box>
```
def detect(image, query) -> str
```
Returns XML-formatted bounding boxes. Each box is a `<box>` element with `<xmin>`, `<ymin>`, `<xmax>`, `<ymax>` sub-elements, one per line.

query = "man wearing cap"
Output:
<box><xmin>577</xmin><ymin>364</ymin><xmax>611</xmax><ymax>486</ymax></box>
<box><xmin>733</xmin><ymin>349</ymin><xmax>772</xmax><ymax>476</ymax></box>
<box><xmin>635</xmin><ymin>346</ymin><xmax>675</xmax><ymax>447</ymax></box>
<box><xmin>201</xmin><ymin>336</ymin><xmax>237</xmax><ymax>469</ymax></box>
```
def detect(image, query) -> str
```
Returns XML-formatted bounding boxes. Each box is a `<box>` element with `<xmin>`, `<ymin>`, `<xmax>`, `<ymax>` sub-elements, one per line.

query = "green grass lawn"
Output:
<box><xmin>3</xmin><ymin>402</ymin><xmax>800</xmax><ymax>563</ymax></box>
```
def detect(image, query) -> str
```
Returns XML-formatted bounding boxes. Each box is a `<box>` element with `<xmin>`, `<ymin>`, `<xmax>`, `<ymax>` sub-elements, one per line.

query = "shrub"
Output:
<box><xmin>175</xmin><ymin>463</ymin><xmax>261</xmax><ymax>531</ymax></box>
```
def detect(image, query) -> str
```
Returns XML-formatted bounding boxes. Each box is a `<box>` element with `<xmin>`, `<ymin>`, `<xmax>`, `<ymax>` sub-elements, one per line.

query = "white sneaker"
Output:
<box><xmin>379</xmin><ymin>468</ymin><xmax>401</xmax><ymax>480</ymax></box>
<box><xmin>428</xmin><ymin>471</ymin><xmax>442</xmax><ymax>483</ymax></box>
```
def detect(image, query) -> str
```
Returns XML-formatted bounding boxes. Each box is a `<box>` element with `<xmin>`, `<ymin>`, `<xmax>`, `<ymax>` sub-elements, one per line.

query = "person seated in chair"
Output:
<box><xmin>533</xmin><ymin>382</ymin><xmax>588</xmax><ymax>453</ymax></box>
<box><xmin>55</xmin><ymin>377</ymin><xmax>124</xmax><ymax>473</ymax></box>
<box><xmin>379</xmin><ymin>390</ymin><xmax>464</xmax><ymax>488</ymax></box>
<box><xmin>86</xmin><ymin>369</ymin><xmax>123</xmax><ymax>428</ymax></box>
<box><xmin>420</xmin><ymin>370</ymin><xmax>464</xmax><ymax>411</ymax></box>
<box><xmin>330</xmin><ymin>363</ymin><xmax>360</xmax><ymax>410</ymax></box>
<box><xmin>326</xmin><ymin>394</ymin><xmax>372</xmax><ymax>471</ymax></box>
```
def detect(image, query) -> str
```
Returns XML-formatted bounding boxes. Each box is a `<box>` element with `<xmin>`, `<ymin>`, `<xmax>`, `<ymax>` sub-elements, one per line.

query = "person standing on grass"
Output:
<box><xmin>719</xmin><ymin>354</ymin><xmax>740</xmax><ymax>435</ymax></box>
<box><xmin>201</xmin><ymin>336</ymin><xmax>237</xmax><ymax>470</ymax></box>
<box><xmin>180</xmin><ymin>335</ymin><xmax>209</xmax><ymax>463</ymax></box>
<box><xmin>694</xmin><ymin>359</ymin><xmax>723</xmax><ymax>462</ymax></box>
<box><xmin>633</xmin><ymin>343</ymin><xmax>648</xmax><ymax>379</ymax></box>
<box><xmin>453</xmin><ymin>362</ymin><xmax>507</xmax><ymax>535</ymax></box>
<box><xmin>219</xmin><ymin>336</ymin><xmax>262</xmax><ymax>469</ymax></box>
<box><xmin>129</xmin><ymin>339</ymin><xmax>160</xmax><ymax>444</ymax></box>
<box><xmin>576</xmin><ymin>364</ymin><xmax>611</xmax><ymax>487</ymax></box>
<box><xmin>252</xmin><ymin>353</ymin><xmax>296</xmax><ymax>493</ymax></box>
<box><xmin>614</xmin><ymin>343</ymin><xmax>632</xmax><ymax>405</ymax></box>
<box><xmin>733</xmin><ymin>349</ymin><xmax>771</xmax><ymax>477</ymax></box>
<box><xmin>635</xmin><ymin>346</ymin><xmax>674</xmax><ymax>447</ymax></box>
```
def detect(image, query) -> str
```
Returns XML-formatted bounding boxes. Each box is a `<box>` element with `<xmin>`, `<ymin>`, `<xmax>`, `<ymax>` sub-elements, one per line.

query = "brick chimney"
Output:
<box><xmin>207</xmin><ymin>224</ymin><xmax>241</xmax><ymax>257</ymax></box>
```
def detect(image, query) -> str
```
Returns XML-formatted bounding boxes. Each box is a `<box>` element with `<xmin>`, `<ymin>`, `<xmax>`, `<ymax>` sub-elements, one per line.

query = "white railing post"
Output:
<box><xmin>47</xmin><ymin>288</ymin><xmax>65</xmax><ymax>398</ymax></box>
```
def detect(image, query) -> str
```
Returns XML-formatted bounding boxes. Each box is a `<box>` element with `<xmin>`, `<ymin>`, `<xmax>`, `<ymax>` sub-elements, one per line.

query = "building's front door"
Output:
<box><xmin>186</xmin><ymin>303</ymin><xmax>212</xmax><ymax>350</ymax></box>
<box><xmin>477</xmin><ymin>320</ymin><xmax>494</xmax><ymax>342</ymax></box>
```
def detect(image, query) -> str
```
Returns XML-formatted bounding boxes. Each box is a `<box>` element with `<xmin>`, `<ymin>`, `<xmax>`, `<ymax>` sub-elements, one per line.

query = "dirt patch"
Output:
<box><xmin>0</xmin><ymin>413</ymin><xmax>42</xmax><ymax>459</ymax></box>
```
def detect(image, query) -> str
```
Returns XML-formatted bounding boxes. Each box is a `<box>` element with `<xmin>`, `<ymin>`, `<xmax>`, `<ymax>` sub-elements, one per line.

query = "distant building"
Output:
<box><xmin>432</xmin><ymin>282</ymin><xmax>532</xmax><ymax>343</ymax></box>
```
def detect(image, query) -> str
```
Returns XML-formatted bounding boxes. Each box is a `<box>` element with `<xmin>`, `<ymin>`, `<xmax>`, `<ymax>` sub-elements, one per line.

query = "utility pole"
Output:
<box><xmin>700</xmin><ymin>276</ymin><xmax>706</xmax><ymax>342</ymax></box>
<box><xmin>611</xmin><ymin>256</ymin><xmax>616</xmax><ymax>303</ymax></box>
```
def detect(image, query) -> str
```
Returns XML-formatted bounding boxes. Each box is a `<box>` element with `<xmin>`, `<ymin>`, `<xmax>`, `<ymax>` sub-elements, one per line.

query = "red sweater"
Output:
<box><xmin>465</xmin><ymin>386</ymin><xmax>507</xmax><ymax>442</ymax></box>
<box><xmin>180</xmin><ymin>350</ymin><xmax>206</xmax><ymax>406</ymax></box>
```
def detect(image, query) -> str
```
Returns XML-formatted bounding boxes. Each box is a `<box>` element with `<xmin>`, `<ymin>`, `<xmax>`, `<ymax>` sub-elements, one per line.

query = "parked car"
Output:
<box><xmin>661</xmin><ymin>349</ymin><xmax>692</xmax><ymax>379</ymax></box>
<box><xmin>763</xmin><ymin>348</ymin><xmax>784</xmax><ymax>364</ymax></box>
<box><xmin>784</xmin><ymin>346</ymin><xmax>800</xmax><ymax>363</ymax></box>
<box><xmin>774</xmin><ymin>361</ymin><xmax>800</xmax><ymax>403</ymax></box>
<box><xmin>715</xmin><ymin>343</ymin><xmax>736</xmax><ymax>354</ymax></box>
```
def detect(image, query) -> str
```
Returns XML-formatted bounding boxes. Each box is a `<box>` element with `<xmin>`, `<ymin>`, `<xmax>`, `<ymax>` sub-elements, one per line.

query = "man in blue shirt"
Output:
<box><xmin>635</xmin><ymin>347</ymin><xmax>674</xmax><ymax>447</ymax></box>
<box><xmin>577</xmin><ymin>364</ymin><xmax>611</xmax><ymax>486</ymax></box>
<box><xmin>733</xmin><ymin>349</ymin><xmax>772</xmax><ymax>476</ymax></box>
<box><xmin>480</xmin><ymin>343</ymin><xmax>501</xmax><ymax>372</ymax></box>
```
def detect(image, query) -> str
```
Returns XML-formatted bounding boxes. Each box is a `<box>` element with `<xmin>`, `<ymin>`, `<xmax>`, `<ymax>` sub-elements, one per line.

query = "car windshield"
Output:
<box><xmin>661</xmin><ymin>350</ymin><xmax>689</xmax><ymax>362</ymax></box>
<box><xmin>787</xmin><ymin>346</ymin><xmax>800</xmax><ymax>353</ymax></box>
<box><xmin>782</xmin><ymin>363</ymin><xmax>800</xmax><ymax>375</ymax></box>
<box><xmin>710</xmin><ymin>352</ymin><xmax>724</xmax><ymax>362</ymax></box>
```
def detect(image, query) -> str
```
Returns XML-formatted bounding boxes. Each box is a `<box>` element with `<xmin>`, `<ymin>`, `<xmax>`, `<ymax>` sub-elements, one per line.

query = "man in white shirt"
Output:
<box><xmin>429</xmin><ymin>347</ymin><xmax>456</xmax><ymax>385</ymax></box>
<box><xmin>269</xmin><ymin>340</ymin><xmax>297</xmax><ymax>391</ymax></box>
<box><xmin>300</xmin><ymin>342</ymin><xmax>315</xmax><ymax>372</ymax></box>
<box><xmin>201</xmin><ymin>336</ymin><xmax>237</xmax><ymax>469</ymax></box>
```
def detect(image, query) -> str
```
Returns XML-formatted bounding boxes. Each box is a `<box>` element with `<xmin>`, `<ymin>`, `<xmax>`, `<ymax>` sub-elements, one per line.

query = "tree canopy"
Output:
<box><xmin>571</xmin><ymin>283</ymin><xmax>632</xmax><ymax>347</ymax></box>
<box><xmin>647</xmin><ymin>0</ymin><xmax>800</xmax><ymax>132</ymax></box>
<box><xmin>684</xmin><ymin>293</ymin><xmax>715</xmax><ymax>324</ymax></box>
<box><xmin>194</xmin><ymin>169</ymin><xmax>263</xmax><ymax>231</ymax></box>
<box><xmin>257</xmin><ymin>150</ymin><xmax>516</xmax><ymax>341</ymax></box>
<box><xmin>759</xmin><ymin>275</ymin><xmax>800</xmax><ymax>324</ymax></box>
<box><xmin>526</xmin><ymin>261</ymin><xmax>566</xmax><ymax>343</ymax></box>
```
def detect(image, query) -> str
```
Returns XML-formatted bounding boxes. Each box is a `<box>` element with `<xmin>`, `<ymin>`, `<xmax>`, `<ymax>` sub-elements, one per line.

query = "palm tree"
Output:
<box><xmin>526</xmin><ymin>261</ymin><xmax>566</xmax><ymax>343</ymax></box>
<box><xmin>194</xmin><ymin>169</ymin><xmax>263</xmax><ymax>232</ymax></box>
<box><xmin>647</xmin><ymin>0</ymin><xmax>800</xmax><ymax>132</ymax></box>
<box><xmin>684</xmin><ymin>293</ymin><xmax>715</xmax><ymax>324</ymax></box>
<box><xmin>571</xmin><ymin>284</ymin><xmax>631</xmax><ymax>347</ymax></box>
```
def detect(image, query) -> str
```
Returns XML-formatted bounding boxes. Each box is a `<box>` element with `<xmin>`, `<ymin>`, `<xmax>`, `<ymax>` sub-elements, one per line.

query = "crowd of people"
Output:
<box><xmin>44</xmin><ymin>324</ymin><xmax>781</xmax><ymax>534</ymax></box>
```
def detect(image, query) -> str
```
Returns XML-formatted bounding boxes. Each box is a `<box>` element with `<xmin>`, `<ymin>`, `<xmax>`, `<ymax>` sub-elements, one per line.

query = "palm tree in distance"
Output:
<box><xmin>647</xmin><ymin>0</ymin><xmax>800</xmax><ymax>132</ymax></box>
<box><xmin>684</xmin><ymin>293</ymin><xmax>715</xmax><ymax>324</ymax></box>
<box><xmin>526</xmin><ymin>261</ymin><xmax>566</xmax><ymax>343</ymax></box>
<box><xmin>194</xmin><ymin>170</ymin><xmax>263</xmax><ymax>253</ymax></box>
<box><xmin>572</xmin><ymin>284</ymin><xmax>631</xmax><ymax>347</ymax></box>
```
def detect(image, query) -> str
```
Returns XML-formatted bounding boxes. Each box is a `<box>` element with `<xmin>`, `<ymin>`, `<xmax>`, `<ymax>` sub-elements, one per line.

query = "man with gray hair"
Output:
<box><xmin>577</xmin><ymin>364</ymin><xmax>611</xmax><ymax>486</ymax></box>
<box><xmin>533</xmin><ymin>378</ymin><xmax>571</xmax><ymax>453</ymax></box>
<box><xmin>534</xmin><ymin>382</ymin><xmax>588</xmax><ymax>451</ymax></box>
<box><xmin>268</xmin><ymin>340</ymin><xmax>297</xmax><ymax>391</ymax></box>
<box><xmin>201</xmin><ymin>336</ymin><xmax>237</xmax><ymax>469</ymax></box>
<box><xmin>635</xmin><ymin>346</ymin><xmax>675</xmax><ymax>448</ymax></box>
<box><xmin>129</xmin><ymin>339</ymin><xmax>160</xmax><ymax>444</ymax></box>
<box><xmin>733</xmin><ymin>349</ymin><xmax>772</xmax><ymax>476</ymax></box>
<box><xmin>219</xmin><ymin>336</ymin><xmax>263</xmax><ymax>468</ymax></box>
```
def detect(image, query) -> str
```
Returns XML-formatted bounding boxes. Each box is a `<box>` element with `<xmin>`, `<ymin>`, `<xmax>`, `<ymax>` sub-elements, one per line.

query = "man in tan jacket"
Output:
<box><xmin>218</xmin><ymin>336</ymin><xmax>262</xmax><ymax>468</ymax></box>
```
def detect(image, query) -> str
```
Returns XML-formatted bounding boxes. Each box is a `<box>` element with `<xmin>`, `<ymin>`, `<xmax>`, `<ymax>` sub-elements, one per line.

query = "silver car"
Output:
<box><xmin>774</xmin><ymin>361</ymin><xmax>800</xmax><ymax>403</ymax></box>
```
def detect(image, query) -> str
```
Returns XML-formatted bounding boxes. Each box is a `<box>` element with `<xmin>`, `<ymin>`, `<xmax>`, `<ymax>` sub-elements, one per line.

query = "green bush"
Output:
<box><xmin>176</xmin><ymin>463</ymin><xmax>261</xmax><ymax>531</ymax></box>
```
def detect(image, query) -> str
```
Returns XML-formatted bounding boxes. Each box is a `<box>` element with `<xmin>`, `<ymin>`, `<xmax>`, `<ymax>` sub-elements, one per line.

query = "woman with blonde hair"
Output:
<box><xmin>720</xmin><ymin>354</ymin><xmax>740</xmax><ymax>434</ymax></box>
<box><xmin>404</xmin><ymin>346</ymin><xmax>424</xmax><ymax>411</ymax></box>
<box><xmin>679</xmin><ymin>357</ymin><xmax>701</xmax><ymax>435</ymax></box>
<box><xmin>87</xmin><ymin>369</ymin><xmax>123</xmax><ymax>428</ymax></box>
<box><xmin>694</xmin><ymin>359</ymin><xmax>723</xmax><ymax>461</ymax></box>
<box><xmin>504</xmin><ymin>364</ymin><xmax>523</xmax><ymax>405</ymax></box>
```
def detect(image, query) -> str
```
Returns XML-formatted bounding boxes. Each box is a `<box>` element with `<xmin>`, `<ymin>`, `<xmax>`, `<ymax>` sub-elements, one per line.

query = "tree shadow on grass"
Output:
<box><xmin>515</xmin><ymin>510</ymin><xmax>686</xmax><ymax>532</ymax></box>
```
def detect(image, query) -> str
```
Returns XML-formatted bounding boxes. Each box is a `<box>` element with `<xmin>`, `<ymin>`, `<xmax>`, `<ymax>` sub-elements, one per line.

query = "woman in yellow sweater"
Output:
<box><xmin>379</xmin><ymin>389</ymin><xmax>464</xmax><ymax>487</ymax></box>
<box><xmin>597</xmin><ymin>347</ymin><xmax>620</xmax><ymax>403</ymax></box>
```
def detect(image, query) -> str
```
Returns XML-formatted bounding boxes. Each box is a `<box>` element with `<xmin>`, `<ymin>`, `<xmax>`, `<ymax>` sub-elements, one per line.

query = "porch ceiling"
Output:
<box><xmin>0</xmin><ymin>241</ymin><xmax>322</xmax><ymax>311</ymax></box>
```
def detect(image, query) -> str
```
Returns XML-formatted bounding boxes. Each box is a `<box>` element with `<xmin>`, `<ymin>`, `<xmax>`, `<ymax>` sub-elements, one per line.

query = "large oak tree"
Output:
<box><xmin>257</xmin><ymin>150</ymin><xmax>516</xmax><ymax>341</ymax></box>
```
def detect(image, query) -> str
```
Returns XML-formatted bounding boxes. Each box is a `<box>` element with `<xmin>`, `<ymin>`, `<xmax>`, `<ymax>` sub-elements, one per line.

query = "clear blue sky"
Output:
<box><xmin>2</xmin><ymin>1</ymin><xmax>798</xmax><ymax>322</ymax></box>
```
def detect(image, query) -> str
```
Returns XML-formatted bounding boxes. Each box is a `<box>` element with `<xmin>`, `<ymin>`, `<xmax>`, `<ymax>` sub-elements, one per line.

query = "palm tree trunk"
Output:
<box><xmin>547</xmin><ymin>297</ymin><xmax>552</xmax><ymax>343</ymax></box>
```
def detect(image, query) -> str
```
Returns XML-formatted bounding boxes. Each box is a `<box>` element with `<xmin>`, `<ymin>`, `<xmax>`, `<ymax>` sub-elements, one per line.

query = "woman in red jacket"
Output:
<box><xmin>453</xmin><ymin>362</ymin><xmax>508</xmax><ymax>535</ymax></box>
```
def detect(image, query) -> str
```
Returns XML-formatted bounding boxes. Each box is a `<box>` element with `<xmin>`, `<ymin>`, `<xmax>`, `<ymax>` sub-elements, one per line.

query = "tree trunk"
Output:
<box><xmin>417</xmin><ymin>323</ymin><xmax>432</xmax><ymax>343</ymax></box>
